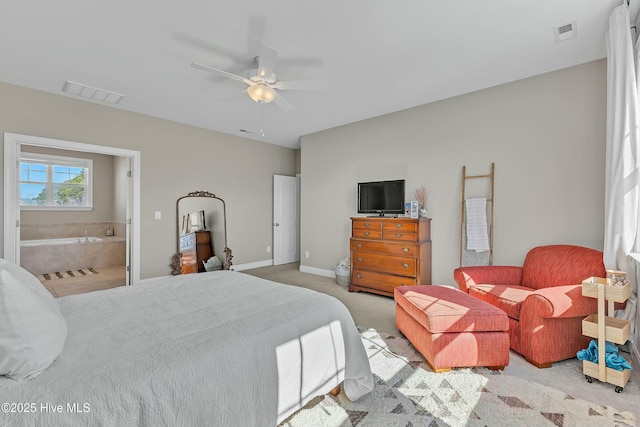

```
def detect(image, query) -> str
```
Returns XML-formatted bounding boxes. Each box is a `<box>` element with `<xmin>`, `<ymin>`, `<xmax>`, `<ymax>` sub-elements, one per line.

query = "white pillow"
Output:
<box><xmin>0</xmin><ymin>258</ymin><xmax>51</xmax><ymax>299</ymax></box>
<box><xmin>0</xmin><ymin>264</ymin><xmax>67</xmax><ymax>380</ymax></box>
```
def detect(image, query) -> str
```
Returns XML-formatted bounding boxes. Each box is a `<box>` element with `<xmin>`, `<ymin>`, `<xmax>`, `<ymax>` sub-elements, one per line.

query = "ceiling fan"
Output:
<box><xmin>191</xmin><ymin>45</ymin><xmax>325</xmax><ymax>111</ymax></box>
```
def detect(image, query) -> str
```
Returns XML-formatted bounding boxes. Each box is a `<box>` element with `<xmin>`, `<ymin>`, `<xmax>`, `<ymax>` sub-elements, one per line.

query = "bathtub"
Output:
<box><xmin>20</xmin><ymin>236</ymin><xmax>125</xmax><ymax>276</ymax></box>
<box><xmin>21</xmin><ymin>237</ymin><xmax>104</xmax><ymax>247</ymax></box>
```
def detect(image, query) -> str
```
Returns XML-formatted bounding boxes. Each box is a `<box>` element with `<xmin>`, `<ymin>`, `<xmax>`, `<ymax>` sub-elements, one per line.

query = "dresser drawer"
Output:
<box><xmin>382</xmin><ymin>231</ymin><xmax>418</xmax><ymax>242</ymax></box>
<box><xmin>181</xmin><ymin>263</ymin><xmax>197</xmax><ymax>274</ymax></box>
<box><xmin>353</xmin><ymin>229</ymin><xmax>382</xmax><ymax>239</ymax></box>
<box><xmin>383</xmin><ymin>221</ymin><xmax>417</xmax><ymax>232</ymax></box>
<box><xmin>353</xmin><ymin>220</ymin><xmax>382</xmax><ymax>230</ymax></box>
<box><xmin>352</xmin><ymin>252</ymin><xmax>416</xmax><ymax>276</ymax></box>
<box><xmin>352</xmin><ymin>269</ymin><xmax>417</xmax><ymax>293</ymax></box>
<box><xmin>180</xmin><ymin>233</ymin><xmax>196</xmax><ymax>250</ymax></box>
<box><xmin>351</xmin><ymin>239</ymin><xmax>416</xmax><ymax>257</ymax></box>
<box><xmin>180</xmin><ymin>247</ymin><xmax>197</xmax><ymax>274</ymax></box>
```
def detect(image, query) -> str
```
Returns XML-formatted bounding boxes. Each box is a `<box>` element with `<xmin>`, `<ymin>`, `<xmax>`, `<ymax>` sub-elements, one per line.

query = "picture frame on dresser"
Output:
<box><xmin>410</xmin><ymin>201</ymin><xmax>419</xmax><ymax>219</ymax></box>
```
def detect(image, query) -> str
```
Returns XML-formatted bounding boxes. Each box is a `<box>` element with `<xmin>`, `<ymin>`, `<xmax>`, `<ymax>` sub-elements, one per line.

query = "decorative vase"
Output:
<box><xmin>419</xmin><ymin>208</ymin><xmax>429</xmax><ymax>218</ymax></box>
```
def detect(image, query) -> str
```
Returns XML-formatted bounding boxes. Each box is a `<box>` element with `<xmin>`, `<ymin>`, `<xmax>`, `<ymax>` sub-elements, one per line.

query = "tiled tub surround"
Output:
<box><xmin>22</xmin><ymin>237</ymin><xmax>105</xmax><ymax>246</ymax></box>
<box><xmin>20</xmin><ymin>222</ymin><xmax>125</xmax><ymax>240</ymax></box>
<box><xmin>20</xmin><ymin>222</ymin><xmax>126</xmax><ymax>275</ymax></box>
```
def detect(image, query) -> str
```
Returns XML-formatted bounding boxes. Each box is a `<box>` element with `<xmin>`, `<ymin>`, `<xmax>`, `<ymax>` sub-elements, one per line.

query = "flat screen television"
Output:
<box><xmin>357</xmin><ymin>179</ymin><xmax>405</xmax><ymax>216</ymax></box>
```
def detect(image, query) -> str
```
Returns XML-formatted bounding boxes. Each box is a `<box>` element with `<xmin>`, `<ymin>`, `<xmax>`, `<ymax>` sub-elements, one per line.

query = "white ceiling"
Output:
<box><xmin>1</xmin><ymin>1</ymin><xmax>637</xmax><ymax>149</ymax></box>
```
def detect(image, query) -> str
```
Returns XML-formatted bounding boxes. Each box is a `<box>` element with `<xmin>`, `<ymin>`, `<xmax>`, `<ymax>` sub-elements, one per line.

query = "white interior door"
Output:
<box><xmin>273</xmin><ymin>175</ymin><xmax>299</xmax><ymax>265</ymax></box>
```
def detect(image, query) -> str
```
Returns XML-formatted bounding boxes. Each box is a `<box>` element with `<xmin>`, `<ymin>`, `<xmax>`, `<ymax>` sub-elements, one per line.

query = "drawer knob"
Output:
<box><xmin>402</xmin><ymin>247</ymin><xmax>410</xmax><ymax>252</ymax></box>
<box><xmin>364</xmin><ymin>223</ymin><xmax>371</xmax><ymax>227</ymax></box>
<box><xmin>356</xmin><ymin>273</ymin><xmax>363</xmax><ymax>279</ymax></box>
<box><xmin>395</xmin><ymin>224</ymin><xmax>402</xmax><ymax>228</ymax></box>
<box><xmin>395</xmin><ymin>233</ymin><xmax>403</xmax><ymax>238</ymax></box>
<box><xmin>402</xmin><ymin>263</ymin><xmax>410</xmax><ymax>268</ymax></box>
<box><xmin>364</xmin><ymin>231</ymin><xmax>370</xmax><ymax>236</ymax></box>
<box><xmin>357</xmin><ymin>257</ymin><xmax>364</xmax><ymax>262</ymax></box>
<box><xmin>357</xmin><ymin>243</ymin><xmax>363</xmax><ymax>248</ymax></box>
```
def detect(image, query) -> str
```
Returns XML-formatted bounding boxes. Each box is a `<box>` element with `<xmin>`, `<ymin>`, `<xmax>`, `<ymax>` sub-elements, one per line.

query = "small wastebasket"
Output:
<box><xmin>203</xmin><ymin>256</ymin><xmax>222</xmax><ymax>271</ymax></box>
<box><xmin>335</xmin><ymin>257</ymin><xmax>350</xmax><ymax>287</ymax></box>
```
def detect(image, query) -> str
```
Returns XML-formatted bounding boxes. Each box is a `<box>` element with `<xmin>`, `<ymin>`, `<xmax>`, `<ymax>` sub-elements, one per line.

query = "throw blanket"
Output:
<box><xmin>465</xmin><ymin>198</ymin><xmax>490</xmax><ymax>252</ymax></box>
<box><xmin>0</xmin><ymin>271</ymin><xmax>373</xmax><ymax>426</ymax></box>
<box><xmin>577</xmin><ymin>339</ymin><xmax>633</xmax><ymax>371</ymax></box>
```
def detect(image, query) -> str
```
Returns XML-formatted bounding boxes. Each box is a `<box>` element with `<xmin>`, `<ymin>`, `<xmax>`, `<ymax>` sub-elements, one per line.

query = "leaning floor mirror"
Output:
<box><xmin>172</xmin><ymin>191</ymin><xmax>233</xmax><ymax>275</ymax></box>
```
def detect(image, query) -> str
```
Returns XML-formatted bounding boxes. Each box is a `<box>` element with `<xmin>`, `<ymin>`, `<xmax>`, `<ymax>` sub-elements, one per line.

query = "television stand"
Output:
<box><xmin>349</xmin><ymin>217</ymin><xmax>432</xmax><ymax>297</ymax></box>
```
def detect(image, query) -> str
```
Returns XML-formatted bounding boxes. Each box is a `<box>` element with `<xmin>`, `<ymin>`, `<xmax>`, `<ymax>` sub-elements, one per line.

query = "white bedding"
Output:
<box><xmin>0</xmin><ymin>271</ymin><xmax>373</xmax><ymax>426</ymax></box>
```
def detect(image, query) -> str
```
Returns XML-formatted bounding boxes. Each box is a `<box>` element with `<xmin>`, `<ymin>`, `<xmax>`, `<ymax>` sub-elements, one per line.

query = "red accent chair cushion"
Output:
<box><xmin>453</xmin><ymin>245</ymin><xmax>606</xmax><ymax>367</ymax></box>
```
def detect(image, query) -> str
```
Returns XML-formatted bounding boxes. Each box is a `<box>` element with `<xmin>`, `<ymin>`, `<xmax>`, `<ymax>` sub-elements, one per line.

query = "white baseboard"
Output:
<box><xmin>232</xmin><ymin>259</ymin><xmax>274</xmax><ymax>271</ymax></box>
<box><xmin>299</xmin><ymin>265</ymin><xmax>336</xmax><ymax>278</ymax></box>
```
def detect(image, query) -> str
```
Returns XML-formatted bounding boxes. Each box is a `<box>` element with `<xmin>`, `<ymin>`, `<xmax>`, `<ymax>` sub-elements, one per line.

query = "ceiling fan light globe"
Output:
<box><xmin>247</xmin><ymin>83</ymin><xmax>276</xmax><ymax>104</ymax></box>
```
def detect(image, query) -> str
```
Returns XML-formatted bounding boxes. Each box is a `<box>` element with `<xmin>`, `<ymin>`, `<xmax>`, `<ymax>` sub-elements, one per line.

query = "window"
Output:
<box><xmin>19</xmin><ymin>153</ymin><xmax>93</xmax><ymax>210</ymax></box>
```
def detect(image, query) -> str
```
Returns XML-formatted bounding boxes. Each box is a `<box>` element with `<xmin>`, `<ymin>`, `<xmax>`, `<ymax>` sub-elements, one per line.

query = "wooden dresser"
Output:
<box><xmin>179</xmin><ymin>230</ymin><xmax>213</xmax><ymax>274</ymax></box>
<box><xmin>349</xmin><ymin>217</ymin><xmax>431</xmax><ymax>297</ymax></box>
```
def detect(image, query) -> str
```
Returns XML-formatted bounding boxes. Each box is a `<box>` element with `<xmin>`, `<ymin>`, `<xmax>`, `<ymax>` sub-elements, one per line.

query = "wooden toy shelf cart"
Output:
<box><xmin>581</xmin><ymin>276</ymin><xmax>632</xmax><ymax>393</ymax></box>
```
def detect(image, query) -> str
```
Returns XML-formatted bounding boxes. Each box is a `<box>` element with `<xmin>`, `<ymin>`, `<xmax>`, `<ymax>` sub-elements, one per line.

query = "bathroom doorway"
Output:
<box><xmin>3</xmin><ymin>133</ymin><xmax>141</xmax><ymax>288</ymax></box>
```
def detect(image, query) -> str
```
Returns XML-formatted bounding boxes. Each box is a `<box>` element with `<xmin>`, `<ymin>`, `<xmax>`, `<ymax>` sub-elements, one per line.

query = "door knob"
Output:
<box><xmin>274</xmin><ymin>223</ymin><xmax>280</xmax><ymax>226</ymax></box>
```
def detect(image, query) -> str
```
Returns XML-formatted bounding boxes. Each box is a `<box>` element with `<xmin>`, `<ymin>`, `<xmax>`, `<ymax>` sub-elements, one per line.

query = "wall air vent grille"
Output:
<box><xmin>62</xmin><ymin>80</ymin><xmax>124</xmax><ymax>104</ymax></box>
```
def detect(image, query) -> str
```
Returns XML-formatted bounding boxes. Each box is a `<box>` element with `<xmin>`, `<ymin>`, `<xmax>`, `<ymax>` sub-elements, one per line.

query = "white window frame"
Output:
<box><xmin>19</xmin><ymin>153</ymin><xmax>93</xmax><ymax>211</ymax></box>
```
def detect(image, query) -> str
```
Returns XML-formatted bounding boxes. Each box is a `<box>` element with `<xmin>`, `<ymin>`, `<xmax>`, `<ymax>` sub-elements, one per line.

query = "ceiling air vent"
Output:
<box><xmin>553</xmin><ymin>21</ymin><xmax>577</xmax><ymax>43</ymax></box>
<box><xmin>62</xmin><ymin>80</ymin><xmax>124</xmax><ymax>104</ymax></box>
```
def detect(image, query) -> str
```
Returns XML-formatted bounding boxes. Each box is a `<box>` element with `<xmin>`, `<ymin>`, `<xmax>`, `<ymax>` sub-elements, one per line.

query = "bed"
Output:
<box><xmin>0</xmin><ymin>261</ymin><xmax>374</xmax><ymax>426</ymax></box>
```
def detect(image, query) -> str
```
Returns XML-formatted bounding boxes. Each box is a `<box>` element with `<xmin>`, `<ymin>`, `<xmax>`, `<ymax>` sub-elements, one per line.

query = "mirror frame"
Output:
<box><xmin>173</xmin><ymin>190</ymin><xmax>233</xmax><ymax>273</ymax></box>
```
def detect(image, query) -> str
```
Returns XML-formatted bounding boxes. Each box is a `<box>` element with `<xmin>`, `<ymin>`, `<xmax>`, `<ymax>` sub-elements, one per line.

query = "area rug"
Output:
<box><xmin>281</xmin><ymin>327</ymin><xmax>637</xmax><ymax>427</ymax></box>
<box><xmin>38</xmin><ymin>268</ymin><xmax>98</xmax><ymax>280</ymax></box>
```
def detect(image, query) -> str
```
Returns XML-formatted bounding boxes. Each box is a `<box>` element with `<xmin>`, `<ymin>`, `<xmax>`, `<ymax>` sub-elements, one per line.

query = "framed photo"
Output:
<box><xmin>404</xmin><ymin>202</ymin><xmax>412</xmax><ymax>217</ymax></box>
<box><xmin>410</xmin><ymin>201</ymin><xmax>419</xmax><ymax>219</ymax></box>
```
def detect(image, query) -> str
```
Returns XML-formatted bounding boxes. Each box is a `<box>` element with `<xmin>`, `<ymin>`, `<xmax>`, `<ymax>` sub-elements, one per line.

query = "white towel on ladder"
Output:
<box><xmin>465</xmin><ymin>198</ymin><xmax>490</xmax><ymax>252</ymax></box>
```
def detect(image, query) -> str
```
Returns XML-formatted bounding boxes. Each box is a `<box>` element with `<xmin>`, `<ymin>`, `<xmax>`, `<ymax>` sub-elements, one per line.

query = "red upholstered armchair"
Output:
<box><xmin>453</xmin><ymin>245</ymin><xmax>605</xmax><ymax>368</ymax></box>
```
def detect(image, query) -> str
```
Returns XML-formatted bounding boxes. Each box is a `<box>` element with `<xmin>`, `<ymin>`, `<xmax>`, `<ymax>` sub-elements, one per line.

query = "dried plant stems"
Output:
<box><xmin>415</xmin><ymin>186</ymin><xmax>429</xmax><ymax>209</ymax></box>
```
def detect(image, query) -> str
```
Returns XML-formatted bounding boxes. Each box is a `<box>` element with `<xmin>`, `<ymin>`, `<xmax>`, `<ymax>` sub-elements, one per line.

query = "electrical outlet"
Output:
<box><xmin>267</xmin><ymin>246</ymin><xmax>271</xmax><ymax>253</ymax></box>
<box><xmin>154</xmin><ymin>211</ymin><xmax>161</xmax><ymax>220</ymax></box>
<box><xmin>305</xmin><ymin>251</ymin><xmax>310</xmax><ymax>259</ymax></box>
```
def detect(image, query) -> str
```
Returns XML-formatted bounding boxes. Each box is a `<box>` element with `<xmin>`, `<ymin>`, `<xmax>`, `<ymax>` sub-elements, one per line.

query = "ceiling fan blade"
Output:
<box><xmin>191</xmin><ymin>62</ymin><xmax>252</xmax><ymax>86</ymax></box>
<box><xmin>219</xmin><ymin>88</ymin><xmax>249</xmax><ymax>103</ymax></box>
<box><xmin>272</xmin><ymin>91</ymin><xmax>293</xmax><ymax>111</ymax></box>
<box><xmin>257</xmin><ymin>45</ymin><xmax>278</xmax><ymax>79</ymax></box>
<box><xmin>274</xmin><ymin>80</ymin><xmax>327</xmax><ymax>91</ymax></box>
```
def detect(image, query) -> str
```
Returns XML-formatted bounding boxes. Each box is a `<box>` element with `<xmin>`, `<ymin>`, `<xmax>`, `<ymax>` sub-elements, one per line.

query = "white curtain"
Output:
<box><xmin>604</xmin><ymin>2</ymin><xmax>639</xmax><ymax>343</ymax></box>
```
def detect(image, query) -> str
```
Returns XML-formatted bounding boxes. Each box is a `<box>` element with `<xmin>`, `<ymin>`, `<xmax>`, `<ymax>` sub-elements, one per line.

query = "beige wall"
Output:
<box><xmin>20</xmin><ymin>146</ymin><xmax>116</xmax><ymax>225</ymax></box>
<box><xmin>0</xmin><ymin>82</ymin><xmax>296</xmax><ymax>279</ymax></box>
<box><xmin>113</xmin><ymin>156</ymin><xmax>128</xmax><ymax>225</ymax></box>
<box><xmin>300</xmin><ymin>59</ymin><xmax>607</xmax><ymax>285</ymax></box>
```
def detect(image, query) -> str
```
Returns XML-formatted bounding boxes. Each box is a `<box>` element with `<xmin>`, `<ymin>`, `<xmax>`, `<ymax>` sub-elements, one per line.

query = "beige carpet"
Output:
<box><xmin>243</xmin><ymin>262</ymin><xmax>640</xmax><ymax>417</ymax></box>
<box><xmin>281</xmin><ymin>327</ymin><xmax>636</xmax><ymax>427</ymax></box>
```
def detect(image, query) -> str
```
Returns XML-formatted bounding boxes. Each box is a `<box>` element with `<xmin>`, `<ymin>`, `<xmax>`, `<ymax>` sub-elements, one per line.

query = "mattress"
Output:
<box><xmin>0</xmin><ymin>271</ymin><xmax>373</xmax><ymax>426</ymax></box>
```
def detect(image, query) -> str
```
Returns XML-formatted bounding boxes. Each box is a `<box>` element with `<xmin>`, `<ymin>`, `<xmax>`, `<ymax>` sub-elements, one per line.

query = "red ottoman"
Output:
<box><xmin>394</xmin><ymin>285</ymin><xmax>509</xmax><ymax>372</ymax></box>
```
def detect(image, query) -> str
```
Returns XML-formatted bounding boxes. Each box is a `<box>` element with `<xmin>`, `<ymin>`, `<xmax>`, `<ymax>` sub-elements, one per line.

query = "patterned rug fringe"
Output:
<box><xmin>38</xmin><ymin>268</ymin><xmax>98</xmax><ymax>281</ymax></box>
